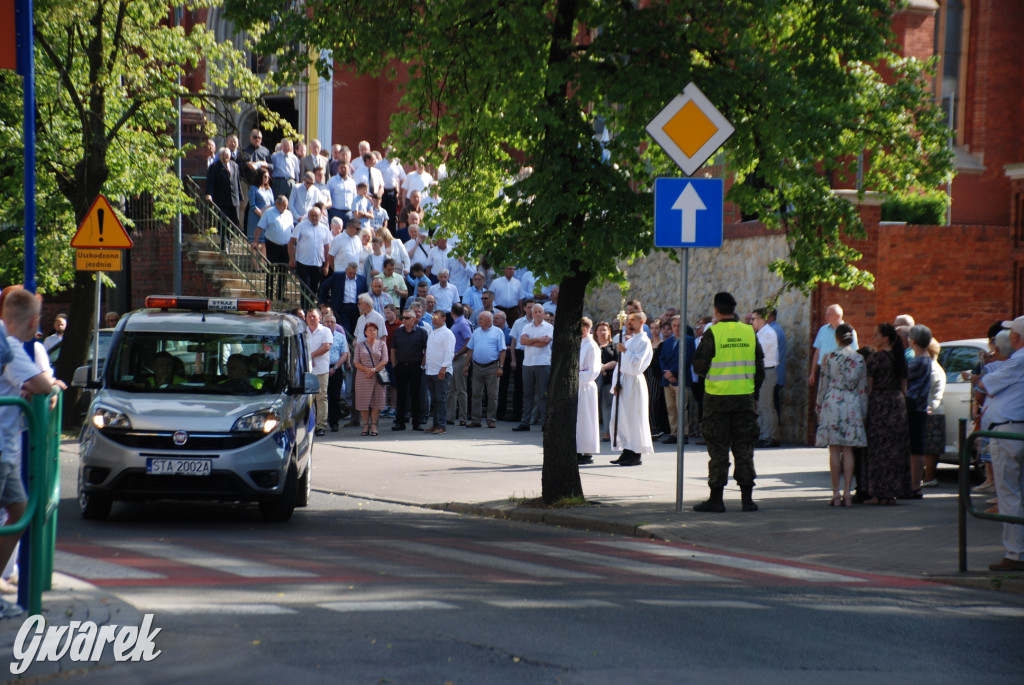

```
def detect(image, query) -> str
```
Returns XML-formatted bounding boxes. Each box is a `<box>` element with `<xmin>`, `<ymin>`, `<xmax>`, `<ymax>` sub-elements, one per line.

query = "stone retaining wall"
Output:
<box><xmin>585</xmin><ymin>230</ymin><xmax>812</xmax><ymax>443</ymax></box>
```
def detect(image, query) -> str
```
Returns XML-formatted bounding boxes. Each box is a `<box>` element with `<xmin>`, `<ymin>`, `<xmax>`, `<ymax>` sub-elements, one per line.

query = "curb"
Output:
<box><xmin>426</xmin><ymin>499</ymin><xmax>1024</xmax><ymax>596</ymax></box>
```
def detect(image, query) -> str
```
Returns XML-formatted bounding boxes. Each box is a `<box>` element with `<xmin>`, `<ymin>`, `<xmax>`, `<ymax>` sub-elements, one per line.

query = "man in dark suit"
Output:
<box><xmin>318</xmin><ymin>262</ymin><xmax>367</xmax><ymax>337</ymax></box>
<box><xmin>205</xmin><ymin>147</ymin><xmax>242</xmax><ymax>227</ymax></box>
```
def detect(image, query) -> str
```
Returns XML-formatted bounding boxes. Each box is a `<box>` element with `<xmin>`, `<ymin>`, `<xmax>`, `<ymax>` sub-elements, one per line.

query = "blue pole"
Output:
<box><xmin>16</xmin><ymin>0</ymin><xmax>36</xmax><ymax>292</ymax></box>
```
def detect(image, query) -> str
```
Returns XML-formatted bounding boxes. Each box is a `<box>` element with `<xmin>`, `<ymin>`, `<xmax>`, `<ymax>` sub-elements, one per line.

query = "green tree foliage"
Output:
<box><xmin>227</xmin><ymin>0</ymin><xmax>953</xmax><ymax>501</ymax></box>
<box><xmin>0</xmin><ymin>0</ymin><xmax>266</xmax><ymax>421</ymax></box>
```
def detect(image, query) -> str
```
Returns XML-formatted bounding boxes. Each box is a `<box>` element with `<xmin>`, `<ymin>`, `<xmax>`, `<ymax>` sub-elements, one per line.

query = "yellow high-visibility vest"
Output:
<box><xmin>705</xmin><ymin>321</ymin><xmax>756</xmax><ymax>396</ymax></box>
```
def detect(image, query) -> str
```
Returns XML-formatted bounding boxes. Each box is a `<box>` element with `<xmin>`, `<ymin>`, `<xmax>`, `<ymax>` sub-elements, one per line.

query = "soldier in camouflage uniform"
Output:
<box><xmin>691</xmin><ymin>292</ymin><xmax>765</xmax><ymax>512</ymax></box>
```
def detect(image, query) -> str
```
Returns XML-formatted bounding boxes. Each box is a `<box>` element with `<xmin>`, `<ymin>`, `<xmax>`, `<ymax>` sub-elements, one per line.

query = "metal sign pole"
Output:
<box><xmin>92</xmin><ymin>273</ymin><xmax>101</xmax><ymax>380</ymax></box>
<box><xmin>16</xmin><ymin>0</ymin><xmax>36</xmax><ymax>291</ymax></box>
<box><xmin>675</xmin><ymin>248</ymin><xmax>688</xmax><ymax>512</ymax></box>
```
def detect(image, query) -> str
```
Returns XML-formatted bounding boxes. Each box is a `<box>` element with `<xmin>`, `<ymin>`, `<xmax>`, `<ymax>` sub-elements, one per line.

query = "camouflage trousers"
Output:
<box><xmin>701</xmin><ymin>408</ymin><xmax>759</xmax><ymax>488</ymax></box>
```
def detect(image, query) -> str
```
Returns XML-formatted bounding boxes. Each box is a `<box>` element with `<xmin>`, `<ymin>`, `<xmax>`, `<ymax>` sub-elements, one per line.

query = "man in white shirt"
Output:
<box><xmin>426</xmin><ymin>236</ymin><xmax>450</xmax><ymax>281</ymax></box>
<box><xmin>354</xmin><ymin>152</ymin><xmax>385</xmax><ymax>198</ymax></box>
<box><xmin>350</xmin><ymin>140</ymin><xmax>372</xmax><ymax>171</ymax></box>
<box><xmin>751</xmin><ymin>309</ymin><xmax>779</xmax><ymax>448</ymax></box>
<box><xmin>354</xmin><ymin>294</ymin><xmax>387</xmax><ymax>344</ymax></box>
<box><xmin>424</xmin><ymin>310</ymin><xmax>455</xmax><ymax>434</ymax></box>
<box><xmin>377</xmin><ymin>148</ymin><xmax>405</xmax><ymax>232</ymax></box>
<box><xmin>491</xmin><ymin>265</ymin><xmax>524</xmax><ymax>325</ymax></box>
<box><xmin>404</xmin><ymin>221</ymin><xmax>431</xmax><ymax>271</ymax></box>
<box><xmin>404</xmin><ymin>159</ymin><xmax>433</xmax><ymax>195</ymax></box>
<box><xmin>512</xmin><ymin>303</ymin><xmax>554</xmax><ymax>431</ymax></box>
<box><xmin>428</xmin><ymin>269</ymin><xmax>459</xmax><ymax>318</ymax></box>
<box><xmin>326</xmin><ymin>148</ymin><xmax>357</xmax><ymax>224</ymax></box>
<box><xmin>288</xmin><ymin>206</ymin><xmax>331</xmax><ymax>295</ymax></box>
<box><xmin>304</xmin><ymin>308</ymin><xmax>333</xmax><ymax>437</ymax></box>
<box><xmin>289</xmin><ymin>171</ymin><xmax>324</xmax><ymax>219</ymax></box>
<box><xmin>542</xmin><ymin>286</ymin><xmax>559</xmax><ymax>315</ymax></box>
<box><xmin>329</xmin><ymin>219</ymin><xmax>365</xmax><ymax>272</ymax></box>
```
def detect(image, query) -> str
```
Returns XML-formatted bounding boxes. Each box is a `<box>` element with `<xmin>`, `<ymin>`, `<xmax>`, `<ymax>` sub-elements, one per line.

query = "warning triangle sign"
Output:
<box><xmin>71</xmin><ymin>195</ymin><xmax>133</xmax><ymax>249</ymax></box>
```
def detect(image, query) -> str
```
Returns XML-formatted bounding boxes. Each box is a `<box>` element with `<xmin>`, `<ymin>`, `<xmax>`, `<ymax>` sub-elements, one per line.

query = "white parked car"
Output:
<box><xmin>936</xmin><ymin>338</ymin><xmax>989</xmax><ymax>463</ymax></box>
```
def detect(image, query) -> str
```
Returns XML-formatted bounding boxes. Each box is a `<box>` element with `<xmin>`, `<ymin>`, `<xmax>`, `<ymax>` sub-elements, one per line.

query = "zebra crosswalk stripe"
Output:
<box><xmin>368</xmin><ymin>540</ymin><xmax>600</xmax><ymax>580</ymax></box>
<box><xmin>485</xmin><ymin>542</ymin><xmax>731</xmax><ymax>582</ymax></box>
<box><xmin>592</xmin><ymin>540</ymin><xmax>866</xmax><ymax>583</ymax></box>
<box><xmin>100</xmin><ymin>540</ymin><xmax>317</xmax><ymax>579</ymax></box>
<box><xmin>55</xmin><ymin>549</ymin><xmax>165</xmax><ymax>580</ymax></box>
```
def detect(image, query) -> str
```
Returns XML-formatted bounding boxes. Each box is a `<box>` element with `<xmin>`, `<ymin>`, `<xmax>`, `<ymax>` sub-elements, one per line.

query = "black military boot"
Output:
<box><xmin>693</xmin><ymin>487</ymin><xmax>726</xmax><ymax>513</ymax></box>
<box><xmin>740</xmin><ymin>485</ymin><xmax>758</xmax><ymax>512</ymax></box>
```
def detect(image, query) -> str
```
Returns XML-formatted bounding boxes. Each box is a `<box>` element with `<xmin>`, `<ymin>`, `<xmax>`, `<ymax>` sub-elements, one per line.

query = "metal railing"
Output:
<box><xmin>182</xmin><ymin>176</ymin><xmax>316</xmax><ymax>312</ymax></box>
<box><xmin>958</xmin><ymin>429</ymin><xmax>1024</xmax><ymax>572</ymax></box>
<box><xmin>0</xmin><ymin>390</ymin><xmax>63</xmax><ymax>616</ymax></box>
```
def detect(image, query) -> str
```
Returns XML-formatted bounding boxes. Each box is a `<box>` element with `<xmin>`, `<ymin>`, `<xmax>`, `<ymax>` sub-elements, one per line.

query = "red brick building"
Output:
<box><xmin>814</xmin><ymin>0</ymin><xmax>1024</xmax><ymax>345</ymax></box>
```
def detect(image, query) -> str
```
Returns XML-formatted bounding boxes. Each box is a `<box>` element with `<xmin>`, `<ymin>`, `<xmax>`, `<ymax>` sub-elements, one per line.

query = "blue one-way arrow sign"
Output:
<box><xmin>654</xmin><ymin>178</ymin><xmax>723</xmax><ymax>248</ymax></box>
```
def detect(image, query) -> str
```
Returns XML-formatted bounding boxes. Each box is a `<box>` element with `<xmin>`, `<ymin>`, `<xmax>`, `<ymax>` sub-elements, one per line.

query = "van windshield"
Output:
<box><xmin>108</xmin><ymin>331</ymin><xmax>286</xmax><ymax>395</ymax></box>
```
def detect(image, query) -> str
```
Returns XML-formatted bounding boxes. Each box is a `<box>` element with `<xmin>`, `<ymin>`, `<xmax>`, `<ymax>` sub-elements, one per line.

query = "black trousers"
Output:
<box><xmin>382</xmin><ymin>190</ymin><xmax>399</xmax><ymax>233</ymax></box>
<box><xmin>394</xmin><ymin>362</ymin><xmax>422</xmax><ymax>427</ymax></box>
<box><xmin>295</xmin><ymin>262</ymin><xmax>324</xmax><ymax>297</ymax></box>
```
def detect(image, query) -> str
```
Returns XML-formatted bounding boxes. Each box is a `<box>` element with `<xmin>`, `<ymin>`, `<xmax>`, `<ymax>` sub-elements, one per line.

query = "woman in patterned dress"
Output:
<box><xmin>353</xmin><ymin>322</ymin><xmax>389</xmax><ymax>436</ymax></box>
<box><xmin>864</xmin><ymin>323</ymin><xmax>910</xmax><ymax>504</ymax></box>
<box><xmin>815</xmin><ymin>323</ymin><xmax>867</xmax><ymax>507</ymax></box>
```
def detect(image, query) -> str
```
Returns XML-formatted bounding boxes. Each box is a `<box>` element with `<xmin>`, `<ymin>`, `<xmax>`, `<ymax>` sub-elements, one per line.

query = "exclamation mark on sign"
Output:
<box><xmin>97</xmin><ymin>208</ymin><xmax>104</xmax><ymax>242</ymax></box>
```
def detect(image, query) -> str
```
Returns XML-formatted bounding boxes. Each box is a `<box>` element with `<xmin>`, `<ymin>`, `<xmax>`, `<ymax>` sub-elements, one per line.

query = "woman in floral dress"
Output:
<box><xmin>864</xmin><ymin>322</ymin><xmax>910</xmax><ymax>504</ymax></box>
<box><xmin>815</xmin><ymin>323</ymin><xmax>867</xmax><ymax>507</ymax></box>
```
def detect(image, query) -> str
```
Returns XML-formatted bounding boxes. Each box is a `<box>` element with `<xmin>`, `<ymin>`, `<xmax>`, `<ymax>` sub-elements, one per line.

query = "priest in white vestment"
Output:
<box><xmin>577</xmin><ymin>318</ymin><xmax>601</xmax><ymax>464</ymax></box>
<box><xmin>610</xmin><ymin>313</ymin><xmax>654</xmax><ymax>466</ymax></box>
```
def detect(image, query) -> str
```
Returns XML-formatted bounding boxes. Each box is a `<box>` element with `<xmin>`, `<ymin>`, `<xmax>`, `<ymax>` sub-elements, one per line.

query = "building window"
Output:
<box><xmin>935</xmin><ymin>0</ymin><xmax>967</xmax><ymax>139</ymax></box>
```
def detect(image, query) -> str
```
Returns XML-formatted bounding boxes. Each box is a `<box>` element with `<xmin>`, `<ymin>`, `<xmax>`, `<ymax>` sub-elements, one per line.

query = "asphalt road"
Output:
<box><xmin>34</xmin><ymin>483</ymin><xmax>1024</xmax><ymax>685</ymax></box>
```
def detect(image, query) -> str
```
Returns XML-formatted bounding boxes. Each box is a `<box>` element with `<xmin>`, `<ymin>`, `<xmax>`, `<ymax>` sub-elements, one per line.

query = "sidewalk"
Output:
<box><xmin>312</xmin><ymin>420</ymin><xmax>1022</xmax><ymax>593</ymax></box>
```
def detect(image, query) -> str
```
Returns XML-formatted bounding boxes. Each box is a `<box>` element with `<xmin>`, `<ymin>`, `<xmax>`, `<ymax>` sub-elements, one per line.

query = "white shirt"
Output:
<box><xmin>306</xmin><ymin>324</ymin><xmax>334</xmax><ymax>376</ymax></box>
<box><xmin>326</xmin><ymin>174</ymin><xmax>357</xmax><ymax>211</ymax></box>
<box><xmin>756</xmin><ymin>323</ymin><xmax>779</xmax><ymax>368</ymax></box>
<box><xmin>515</xmin><ymin>269</ymin><xmax>536</xmax><ymax>299</ymax></box>
<box><xmin>491</xmin><ymin>276</ymin><xmax>524</xmax><ymax>308</ymax></box>
<box><xmin>377</xmin><ymin>158</ymin><xmax>405</xmax><ymax>190</ymax></box>
<box><xmin>257</xmin><ymin>207</ymin><xmax>295</xmax><ymax>245</ymax></box>
<box><xmin>355</xmin><ymin>309</ymin><xmax>387</xmax><ymax>343</ymax></box>
<box><xmin>427</xmin><ymin>244</ymin><xmax>449</xmax><ymax>276</ymax></box>
<box><xmin>289</xmin><ymin>183</ymin><xmax>326</xmax><ymax>218</ymax></box>
<box><xmin>404</xmin><ymin>170</ymin><xmax>433</xmax><ymax>194</ymax></box>
<box><xmin>447</xmin><ymin>257</ymin><xmax>472</xmax><ymax>295</ymax></box>
<box><xmin>521</xmin><ymin>320</ymin><xmax>554</xmax><ymax>366</ymax></box>
<box><xmin>329</xmin><ymin>232</ymin><xmax>365</xmax><ymax>271</ymax></box>
<box><xmin>405</xmin><ymin>239</ymin><xmax>431</xmax><ymax>267</ymax></box>
<box><xmin>1</xmin><ymin>336</ymin><xmax>43</xmax><ymax>465</ymax></box>
<box><xmin>428</xmin><ymin>282</ymin><xmax>459</xmax><ymax>313</ymax></box>
<box><xmin>353</xmin><ymin>165</ymin><xmax>385</xmax><ymax>197</ymax></box>
<box><xmin>291</xmin><ymin>219</ymin><xmax>331</xmax><ymax>265</ymax></box>
<box><xmin>385</xmin><ymin>240</ymin><xmax>411</xmax><ymax>274</ymax></box>
<box><xmin>510</xmin><ymin>315</ymin><xmax>529</xmax><ymax>351</ymax></box>
<box><xmin>425</xmin><ymin>325</ymin><xmax>456</xmax><ymax>375</ymax></box>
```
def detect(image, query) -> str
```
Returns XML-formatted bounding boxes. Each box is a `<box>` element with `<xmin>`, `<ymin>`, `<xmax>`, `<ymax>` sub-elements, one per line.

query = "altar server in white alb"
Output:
<box><xmin>576</xmin><ymin>317</ymin><xmax>601</xmax><ymax>465</ymax></box>
<box><xmin>610</xmin><ymin>312</ymin><xmax>654</xmax><ymax>466</ymax></box>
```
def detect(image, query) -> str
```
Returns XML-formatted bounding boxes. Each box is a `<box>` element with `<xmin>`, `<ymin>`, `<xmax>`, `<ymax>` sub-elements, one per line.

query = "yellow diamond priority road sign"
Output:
<box><xmin>646</xmin><ymin>83</ymin><xmax>735</xmax><ymax>176</ymax></box>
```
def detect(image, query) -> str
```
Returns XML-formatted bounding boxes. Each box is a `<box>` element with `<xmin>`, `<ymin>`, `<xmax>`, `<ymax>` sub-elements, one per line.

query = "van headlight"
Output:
<box><xmin>232</xmin><ymin>409</ymin><xmax>280</xmax><ymax>434</ymax></box>
<box><xmin>92</xmin><ymin>407</ymin><xmax>131</xmax><ymax>430</ymax></box>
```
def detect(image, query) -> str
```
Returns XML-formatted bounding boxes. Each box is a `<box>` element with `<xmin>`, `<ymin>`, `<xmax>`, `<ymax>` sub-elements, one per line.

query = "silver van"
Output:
<box><xmin>75</xmin><ymin>296</ymin><xmax>318</xmax><ymax>521</ymax></box>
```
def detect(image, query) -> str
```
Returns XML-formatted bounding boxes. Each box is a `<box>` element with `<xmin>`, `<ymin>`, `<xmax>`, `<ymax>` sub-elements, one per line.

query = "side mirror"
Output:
<box><xmin>289</xmin><ymin>372</ymin><xmax>320</xmax><ymax>395</ymax></box>
<box><xmin>303</xmin><ymin>372</ymin><xmax>320</xmax><ymax>395</ymax></box>
<box><xmin>72</xmin><ymin>366</ymin><xmax>102</xmax><ymax>389</ymax></box>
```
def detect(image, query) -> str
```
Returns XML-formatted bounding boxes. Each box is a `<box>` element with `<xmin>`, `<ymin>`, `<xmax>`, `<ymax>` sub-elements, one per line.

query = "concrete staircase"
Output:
<box><xmin>183</xmin><ymin>233</ymin><xmax>262</xmax><ymax>299</ymax></box>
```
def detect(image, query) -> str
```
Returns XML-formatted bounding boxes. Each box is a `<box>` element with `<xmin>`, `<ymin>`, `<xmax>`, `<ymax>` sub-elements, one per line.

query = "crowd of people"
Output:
<box><xmin>205</xmin><ymin>131</ymin><xmax>1023</xmax><ymax>571</ymax></box>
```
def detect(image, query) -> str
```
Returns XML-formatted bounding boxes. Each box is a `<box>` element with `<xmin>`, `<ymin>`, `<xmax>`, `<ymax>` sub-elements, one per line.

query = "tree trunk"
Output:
<box><xmin>541</xmin><ymin>264</ymin><xmax>590</xmax><ymax>503</ymax></box>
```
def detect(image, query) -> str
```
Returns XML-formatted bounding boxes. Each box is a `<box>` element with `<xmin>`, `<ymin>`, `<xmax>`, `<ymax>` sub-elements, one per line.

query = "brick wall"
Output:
<box><xmin>127</xmin><ymin>227</ymin><xmax>218</xmax><ymax>310</ymax></box>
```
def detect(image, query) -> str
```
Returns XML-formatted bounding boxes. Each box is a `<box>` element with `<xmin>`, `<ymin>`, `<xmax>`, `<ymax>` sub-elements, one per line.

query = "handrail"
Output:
<box><xmin>0</xmin><ymin>389</ymin><xmax>63</xmax><ymax>615</ymax></box>
<box><xmin>957</xmin><ymin>429</ymin><xmax>1024</xmax><ymax>572</ymax></box>
<box><xmin>182</xmin><ymin>175</ymin><xmax>317</xmax><ymax>311</ymax></box>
